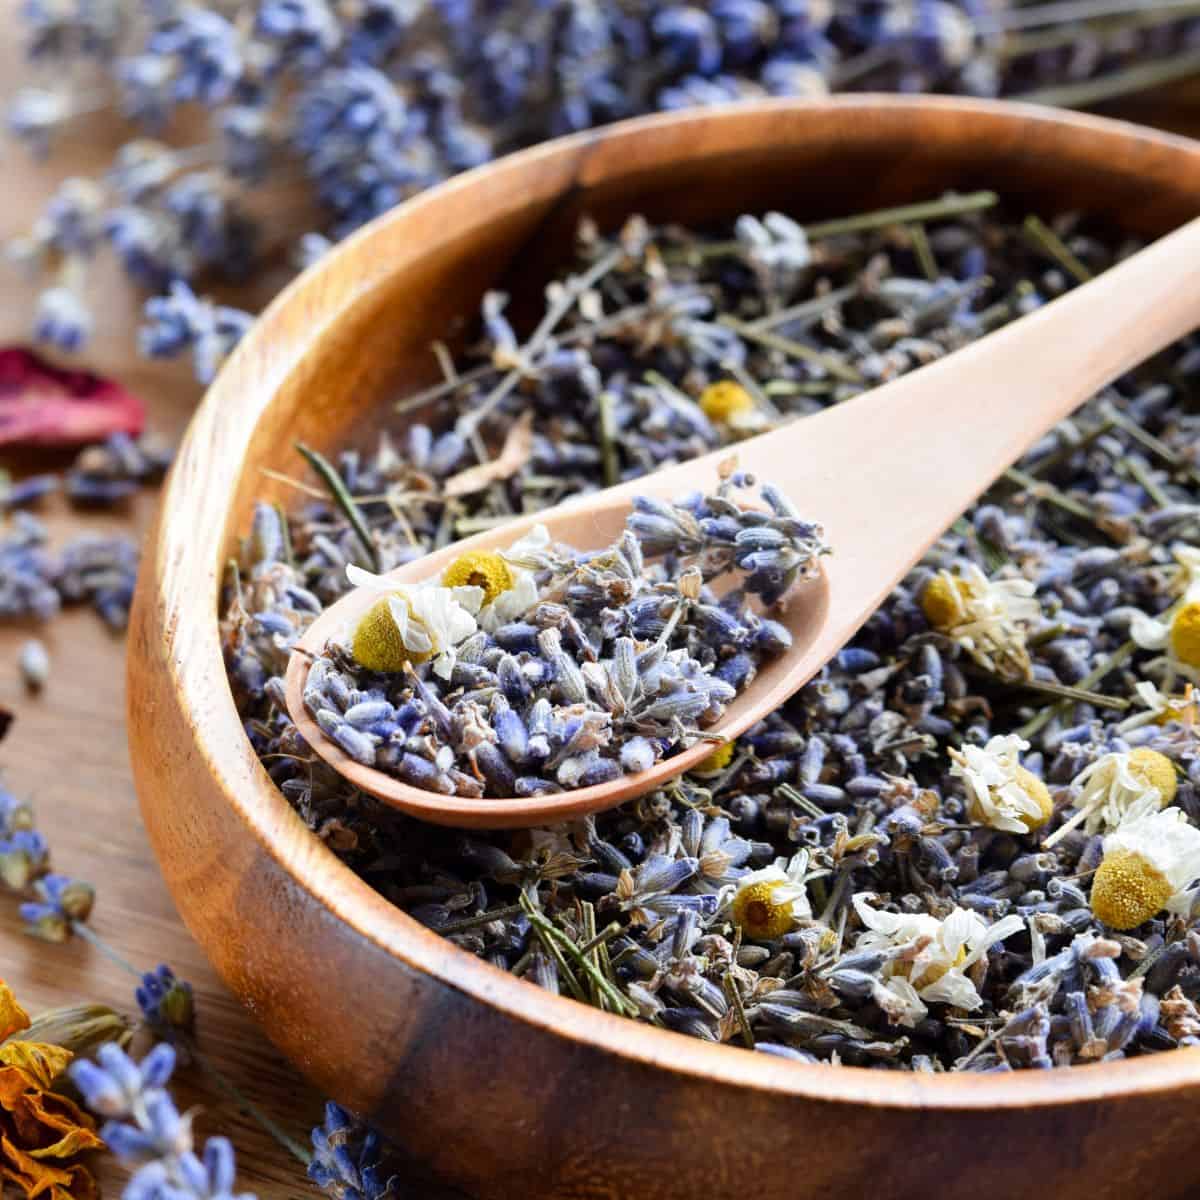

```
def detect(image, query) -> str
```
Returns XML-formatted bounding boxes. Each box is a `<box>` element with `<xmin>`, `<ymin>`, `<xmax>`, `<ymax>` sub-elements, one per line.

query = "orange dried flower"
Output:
<box><xmin>0</xmin><ymin>981</ymin><xmax>103</xmax><ymax>1200</ymax></box>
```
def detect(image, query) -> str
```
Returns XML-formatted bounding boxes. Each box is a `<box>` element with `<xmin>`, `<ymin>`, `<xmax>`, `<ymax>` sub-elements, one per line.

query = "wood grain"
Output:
<box><xmin>128</xmin><ymin>97</ymin><xmax>1200</xmax><ymax>1200</ymax></box>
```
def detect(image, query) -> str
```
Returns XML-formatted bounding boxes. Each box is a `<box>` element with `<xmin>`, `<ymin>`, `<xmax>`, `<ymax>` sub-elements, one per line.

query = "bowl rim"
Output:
<box><xmin>161</xmin><ymin>93</ymin><xmax>1200</xmax><ymax>1112</ymax></box>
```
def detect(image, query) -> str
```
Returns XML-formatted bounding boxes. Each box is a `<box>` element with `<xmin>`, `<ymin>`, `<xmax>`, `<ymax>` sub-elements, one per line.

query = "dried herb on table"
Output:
<box><xmin>11</xmin><ymin>1</ymin><xmax>1200</xmax><ymax>381</ymax></box>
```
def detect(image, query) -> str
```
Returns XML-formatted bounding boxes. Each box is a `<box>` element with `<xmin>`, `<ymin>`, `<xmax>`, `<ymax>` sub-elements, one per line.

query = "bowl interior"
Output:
<box><xmin>160</xmin><ymin>98</ymin><xmax>1200</xmax><ymax>1135</ymax></box>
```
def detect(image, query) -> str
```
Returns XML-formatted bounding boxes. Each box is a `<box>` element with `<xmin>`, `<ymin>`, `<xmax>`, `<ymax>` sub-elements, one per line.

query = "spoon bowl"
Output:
<box><xmin>286</xmin><ymin>207</ymin><xmax>1200</xmax><ymax>828</ymax></box>
<box><xmin>285</xmin><ymin>482</ymin><xmax>833</xmax><ymax>827</ymax></box>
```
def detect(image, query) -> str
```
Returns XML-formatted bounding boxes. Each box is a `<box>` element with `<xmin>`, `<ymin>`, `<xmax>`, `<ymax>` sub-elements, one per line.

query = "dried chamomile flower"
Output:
<box><xmin>693</xmin><ymin>741</ymin><xmax>735</xmax><ymax>776</ymax></box>
<box><xmin>852</xmin><ymin>896</ymin><xmax>1025</xmax><ymax>1027</ymax></box>
<box><xmin>443</xmin><ymin>524</ymin><xmax>547</xmax><ymax>630</ymax></box>
<box><xmin>441</xmin><ymin>551</ymin><xmax>513</xmax><ymax>604</ymax></box>
<box><xmin>1131</xmin><ymin>600</ymin><xmax>1200</xmax><ymax>683</ymax></box>
<box><xmin>346</xmin><ymin>564</ymin><xmax>481</xmax><ymax>678</ymax></box>
<box><xmin>1043</xmin><ymin>748</ymin><xmax>1177</xmax><ymax>848</ymax></box>
<box><xmin>730</xmin><ymin>858</ymin><xmax>811</xmax><ymax>941</ymax></box>
<box><xmin>1090</xmin><ymin>809</ymin><xmax>1200</xmax><ymax>930</ymax></box>
<box><xmin>949</xmin><ymin>734</ymin><xmax>1054</xmax><ymax>833</ymax></box>
<box><xmin>698</xmin><ymin>380</ymin><xmax>756</xmax><ymax>427</ymax></box>
<box><xmin>919</xmin><ymin>564</ymin><xmax>1039</xmax><ymax>680</ymax></box>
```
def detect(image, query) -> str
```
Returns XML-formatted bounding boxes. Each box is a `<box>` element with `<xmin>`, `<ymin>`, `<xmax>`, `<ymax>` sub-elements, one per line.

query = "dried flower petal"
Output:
<box><xmin>0</xmin><ymin>349</ymin><xmax>144</xmax><ymax>449</ymax></box>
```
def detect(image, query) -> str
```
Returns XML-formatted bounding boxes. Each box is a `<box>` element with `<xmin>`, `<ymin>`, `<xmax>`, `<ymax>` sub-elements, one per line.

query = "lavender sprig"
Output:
<box><xmin>71</xmin><ymin>1044</ymin><xmax>257</xmax><ymax>1200</ymax></box>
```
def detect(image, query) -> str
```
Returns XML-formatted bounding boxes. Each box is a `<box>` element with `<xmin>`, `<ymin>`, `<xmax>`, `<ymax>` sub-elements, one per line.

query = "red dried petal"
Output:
<box><xmin>0</xmin><ymin>348</ymin><xmax>145</xmax><ymax>449</ymax></box>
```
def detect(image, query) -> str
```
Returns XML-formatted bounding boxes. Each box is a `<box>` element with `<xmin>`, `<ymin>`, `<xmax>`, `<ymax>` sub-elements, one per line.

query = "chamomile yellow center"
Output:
<box><xmin>1012</xmin><ymin>766</ymin><xmax>1055</xmax><ymax>831</ymax></box>
<box><xmin>1089</xmin><ymin>848</ymin><xmax>1174</xmax><ymax>930</ymax></box>
<box><xmin>731</xmin><ymin>881</ymin><xmax>796</xmax><ymax>940</ymax></box>
<box><xmin>1169</xmin><ymin>602</ymin><xmax>1200</xmax><ymax>668</ymax></box>
<box><xmin>351</xmin><ymin>597</ymin><xmax>429</xmax><ymax>672</ymax></box>
<box><xmin>1086</xmin><ymin>747</ymin><xmax>1177</xmax><ymax>806</ymax></box>
<box><xmin>442</xmin><ymin>550</ymin><xmax>514</xmax><ymax>604</ymax></box>
<box><xmin>920</xmin><ymin>573</ymin><xmax>970</xmax><ymax>630</ymax></box>
<box><xmin>909</xmin><ymin>944</ymin><xmax>968</xmax><ymax>991</ymax></box>
<box><xmin>699</xmin><ymin>380</ymin><xmax>755</xmax><ymax>424</ymax></box>
<box><xmin>693</xmin><ymin>742</ymin><xmax>735</xmax><ymax>775</ymax></box>
<box><xmin>1128</xmin><ymin>748</ymin><xmax>1178</xmax><ymax>804</ymax></box>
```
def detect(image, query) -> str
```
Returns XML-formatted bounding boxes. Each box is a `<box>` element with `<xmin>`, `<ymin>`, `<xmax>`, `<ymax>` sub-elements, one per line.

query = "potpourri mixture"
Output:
<box><xmin>224</xmin><ymin>195</ymin><xmax>1200</xmax><ymax>1071</ymax></box>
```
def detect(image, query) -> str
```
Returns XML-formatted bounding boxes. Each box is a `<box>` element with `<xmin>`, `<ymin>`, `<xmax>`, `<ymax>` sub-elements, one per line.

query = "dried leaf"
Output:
<box><xmin>443</xmin><ymin>410</ymin><xmax>534</xmax><ymax>498</ymax></box>
<box><xmin>0</xmin><ymin>348</ymin><xmax>145</xmax><ymax>450</ymax></box>
<box><xmin>0</xmin><ymin>985</ymin><xmax>30</xmax><ymax>1044</ymax></box>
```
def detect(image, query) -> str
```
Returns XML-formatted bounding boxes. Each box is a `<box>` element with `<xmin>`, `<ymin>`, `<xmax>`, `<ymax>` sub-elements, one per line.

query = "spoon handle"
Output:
<box><xmin>711</xmin><ymin>213</ymin><xmax>1200</xmax><ymax>618</ymax></box>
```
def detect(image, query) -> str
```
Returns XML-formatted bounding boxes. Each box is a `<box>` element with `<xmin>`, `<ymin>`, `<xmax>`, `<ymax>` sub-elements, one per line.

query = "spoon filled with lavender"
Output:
<box><xmin>285</xmin><ymin>212</ymin><xmax>1200</xmax><ymax>828</ymax></box>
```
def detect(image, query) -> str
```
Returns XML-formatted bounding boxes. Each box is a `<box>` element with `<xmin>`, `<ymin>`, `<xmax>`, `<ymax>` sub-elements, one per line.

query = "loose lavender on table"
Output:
<box><xmin>301</xmin><ymin>470</ymin><xmax>827</xmax><ymax>796</ymax></box>
<box><xmin>11</xmin><ymin>0</ymin><xmax>1200</xmax><ymax>381</ymax></box>
<box><xmin>224</xmin><ymin>196</ymin><xmax>1200</xmax><ymax>1072</ymax></box>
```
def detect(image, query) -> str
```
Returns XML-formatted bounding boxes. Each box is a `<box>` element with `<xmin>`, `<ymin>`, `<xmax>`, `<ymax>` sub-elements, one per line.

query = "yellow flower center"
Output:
<box><xmin>1127</xmin><ymin>747</ymin><xmax>1178</xmax><ymax>805</ymax></box>
<box><xmin>1170</xmin><ymin>602</ymin><xmax>1200</xmax><ymax>668</ymax></box>
<box><xmin>699</xmin><ymin>380</ymin><xmax>755</xmax><ymax>424</ymax></box>
<box><xmin>920</xmin><ymin>572</ymin><xmax>970</xmax><ymax>630</ymax></box>
<box><xmin>909</xmin><ymin>944</ymin><xmax>968</xmax><ymax>991</ymax></box>
<box><xmin>693</xmin><ymin>742</ymin><xmax>735</xmax><ymax>775</ymax></box>
<box><xmin>731</xmin><ymin>882</ymin><xmax>796</xmax><ymax>940</ymax></box>
<box><xmin>1012</xmin><ymin>766</ymin><xmax>1054</xmax><ymax>831</ymax></box>
<box><xmin>442</xmin><ymin>551</ymin><xmax>514</xmax><ymax>604</ymax></box>
<box><xmin>351</xmin><ymin>596</ymin><xmax>429</xmax><ymax>672</ymax></box>
<box><xmin>1090</xmin><ymin>848</ymin><xmax>1174</xmax><ymax>930</ymax></box>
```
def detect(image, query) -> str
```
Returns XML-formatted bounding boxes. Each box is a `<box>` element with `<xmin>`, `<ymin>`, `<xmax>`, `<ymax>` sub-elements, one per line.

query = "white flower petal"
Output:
<box><xmin>1130</xmin><ymin>611</ymin><xmax>1170</xmax><ymax>651</ymax></box>
<box><xmin>919</xmin><ymin>971</ymin><xmax>982</xmax><ymax>1011</ymax></box>
<box><xmin>347</xmin><ymin>562</ymin><xmax>389</xmax><ymax>591</ymax></box>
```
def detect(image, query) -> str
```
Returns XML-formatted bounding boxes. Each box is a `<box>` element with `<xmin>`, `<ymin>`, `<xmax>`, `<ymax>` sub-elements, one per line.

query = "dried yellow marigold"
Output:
<box><xmin>441</xmin><ymin>550</ymin><xmax>514</xmax><ymax>605</ymax></box>
<box><xmin>698</xmin><ymin>381</ymin><xmax>755</xmax><ymax>424</ymax></box>
<box><xmin>0</xmin><ymin>981</ymin><xmax>102</xmax><ymax>1200</ymax></box>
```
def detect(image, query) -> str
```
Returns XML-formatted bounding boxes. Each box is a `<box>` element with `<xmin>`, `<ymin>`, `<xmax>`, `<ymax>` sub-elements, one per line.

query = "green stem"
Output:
<box><xmin>71</xmin><ymin>921</ymin><xmax>141</xmax><ymax>977</ymax></box>
<box><xmin>802</xmin><ymin>192</ymin><xmax>999</xmax><ymax>239</ymax></box>
<box><xmin>190</xmin><ymin>1045</ymin><xmax>313</xmax><ymax>1167</ymax></box>
<box><xmin>718</xmin><ymin>316</ymin><xmax>862</xmax><ymax>385</ymax></box>
<box><xmin>909</xmin><ymin>223</ymin><xmax>939</xmax><ymax>282</ymax></box>
<box><xmin>296</xmin><ymin>442</ymin><xmax>379</xmax><ymax>571</ymax></box>
<box><xmin>436</xmin><ymin>904</ymin><xmax>523</xmax><ymax>934</ymax></box>
<box><xmin>1022</xmin><ymin>215</ymin><xmax>1092</xmax><ymax>284</ymax></box>
<box><xmin>1017</xmin><ymin>638</ymin><xmax>1137</xmax><ymax>738</ymax></box>
<box><xmin>1017</xmin><ymin>47</ymin><xmax>1200</xmax><ymax>109</ymax></box>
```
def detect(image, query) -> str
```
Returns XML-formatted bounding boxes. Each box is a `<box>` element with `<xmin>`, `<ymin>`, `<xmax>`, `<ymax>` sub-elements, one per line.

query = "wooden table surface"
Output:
<box><xmin>1</xmin><ymin>23</ymin><xmax>1200</xmax><ymax>1199</ymax></box>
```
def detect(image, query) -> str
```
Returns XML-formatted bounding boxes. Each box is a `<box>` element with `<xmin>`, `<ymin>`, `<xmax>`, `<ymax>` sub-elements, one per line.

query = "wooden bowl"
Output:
<box><xmin>129</xmin><ymin>97</ymin><xmax>1200</xmax><ymax>1200</ymax></box>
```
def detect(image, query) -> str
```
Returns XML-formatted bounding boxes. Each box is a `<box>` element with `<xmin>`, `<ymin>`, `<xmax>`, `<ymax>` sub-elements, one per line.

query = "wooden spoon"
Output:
<box><xmin>286</xmin><ymin>214</ymin><xmax>1200</xmax><ymax>829</ymax></box>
